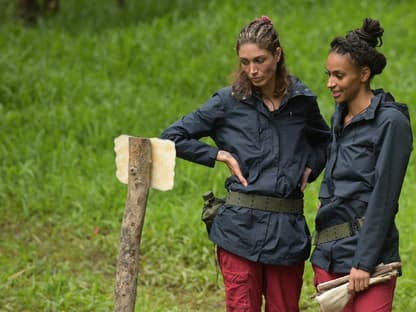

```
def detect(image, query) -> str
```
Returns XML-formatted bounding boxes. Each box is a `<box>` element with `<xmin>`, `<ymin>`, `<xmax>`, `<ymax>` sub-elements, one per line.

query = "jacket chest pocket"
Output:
<box><xmin>338</xmin><ymin>128</ymin><xmax>376</xmax><ymax>175</ymax></box>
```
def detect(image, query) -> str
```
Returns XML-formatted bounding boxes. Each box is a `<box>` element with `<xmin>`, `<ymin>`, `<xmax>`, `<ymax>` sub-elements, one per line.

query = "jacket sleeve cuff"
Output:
<box><xmin>352</xmin><ymin>261</ymin><xmax>373</xmax><ymax>274</ymax></box>
<box><xmin>306</xmin><ymin>158</ymin><xmax>318</xmax><ymax>182</ymax></box>
<box><xmin>205</xmin><ymin>147</ymin><xmax>219</xmax><ymax>168</ymax></box>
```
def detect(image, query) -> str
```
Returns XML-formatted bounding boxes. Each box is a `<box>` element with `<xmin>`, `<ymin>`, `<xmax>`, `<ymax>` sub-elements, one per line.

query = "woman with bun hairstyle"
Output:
<box><xmin>311</xmin><ymin>18</ymin><xmax>413</xmax><ymax>311</ymax></box>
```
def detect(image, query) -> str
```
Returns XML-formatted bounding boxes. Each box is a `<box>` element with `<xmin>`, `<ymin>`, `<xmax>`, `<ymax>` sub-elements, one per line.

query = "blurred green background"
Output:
<box><xmin>0</xmin><ymin>0</ymin><xmax>415</xmax><ymax>311</ymax></box>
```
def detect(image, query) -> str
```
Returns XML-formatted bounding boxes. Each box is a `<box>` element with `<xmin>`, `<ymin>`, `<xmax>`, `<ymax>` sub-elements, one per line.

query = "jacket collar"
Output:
<box><xmin>239</xmin><ymin>75</ymin><xmax>316</xmax><ymax>109</ymax></box>
<box><xmin>333</xmin><ymin>89</ymin><xmax>393</xmax><ymax>129</ymax></box>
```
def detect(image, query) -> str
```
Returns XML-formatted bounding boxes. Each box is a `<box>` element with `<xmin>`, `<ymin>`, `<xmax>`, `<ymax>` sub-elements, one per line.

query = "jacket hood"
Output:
<box><xmin>288</xmin><ymin>75</ymin><xmax>316</xmax><ymax>99</ymax></box>
<box><xmin>334</xmin><ymin>88</ymin><xmax>411</xmax><ymax>129</ymax></box>
<box><xmin>373</xmin><ymin>89</ymin><xmax>411</xmax><ymax>122</ymax></box>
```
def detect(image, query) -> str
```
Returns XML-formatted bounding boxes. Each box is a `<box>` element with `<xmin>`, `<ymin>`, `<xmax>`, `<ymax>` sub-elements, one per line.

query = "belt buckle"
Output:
<box><xmin>349</xmin><ymin>219</ymin><xmax>361</xmax><ymax>235</ymax></box>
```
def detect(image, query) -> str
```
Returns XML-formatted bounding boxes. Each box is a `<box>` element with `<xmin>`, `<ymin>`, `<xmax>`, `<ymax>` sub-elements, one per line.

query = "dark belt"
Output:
<box><xmin>314</xmin><ymin>217</ymin><xmax>364</xmax><ymax>245</ymax></box>
<box><xmin>225</xmin><ymin>192</ymin><xmax>303</xmax><ymax>214</ymax></box>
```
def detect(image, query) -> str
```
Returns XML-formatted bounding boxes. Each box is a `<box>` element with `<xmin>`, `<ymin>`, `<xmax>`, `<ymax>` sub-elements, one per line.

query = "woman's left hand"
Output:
<box><xmin>348</xmin><ymin>267</ymin><xmax>370</xmax><ymax>293</ymax></box>
<box><xmin>300</xmin><ymin>167</ymin><xmax>312</xmax><ymax>192</ymax></box>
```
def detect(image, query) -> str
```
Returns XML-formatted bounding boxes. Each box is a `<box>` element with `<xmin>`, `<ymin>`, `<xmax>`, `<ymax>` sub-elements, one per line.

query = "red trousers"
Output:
<box><xmin>217</xmin><ymin>247</ymin><xmax>304</xmax><ymax>312</ymax></box>
<box><xmin>313</xmin><ymin>265</ymin><xmax>396</xmax><ymax>312</ymax></box>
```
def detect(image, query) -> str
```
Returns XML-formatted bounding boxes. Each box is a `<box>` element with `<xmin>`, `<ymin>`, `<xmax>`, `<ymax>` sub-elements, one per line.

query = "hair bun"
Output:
<box><xmin>355</xmin><ymin>17</ymin><xmax>384</xmax><ymax>48</ymax></box>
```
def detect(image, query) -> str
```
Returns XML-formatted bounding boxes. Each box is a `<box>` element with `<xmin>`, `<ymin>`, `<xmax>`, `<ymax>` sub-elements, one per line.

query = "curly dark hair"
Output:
<box><xmin>330</xmin><ymin>18</ymin><xmax>387</xmax><ymax>79</ymax></box>
<box><xmin>231</xmin><ymin>16</ymin><xmax>290</xmax><ymax>99</ymax></box>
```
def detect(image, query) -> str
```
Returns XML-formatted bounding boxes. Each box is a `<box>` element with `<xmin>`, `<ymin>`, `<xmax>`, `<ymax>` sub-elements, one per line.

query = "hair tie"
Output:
<box><xmin>256</xmin><ymin>15</ymin><xmax>272</xmax><ymax>25</ymax></box>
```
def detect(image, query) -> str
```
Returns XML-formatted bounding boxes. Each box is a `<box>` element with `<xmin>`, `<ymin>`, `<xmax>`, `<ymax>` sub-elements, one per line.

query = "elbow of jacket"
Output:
<box><xmin>160</xmin><ymin>130</ymin><xmax>178</xmax><ymax>142</ymax></box>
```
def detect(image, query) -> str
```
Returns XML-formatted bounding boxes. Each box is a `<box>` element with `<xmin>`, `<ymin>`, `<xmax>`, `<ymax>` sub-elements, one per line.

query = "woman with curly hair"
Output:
<box><xmin>162</xmin><ymin>16</ymin><xmax>330</xmax><ymax>311</ymax></box>
<box><xmin>311</xmin><ymin>18</ymin><xmax>413</xmax><ymax>311</ymax></box>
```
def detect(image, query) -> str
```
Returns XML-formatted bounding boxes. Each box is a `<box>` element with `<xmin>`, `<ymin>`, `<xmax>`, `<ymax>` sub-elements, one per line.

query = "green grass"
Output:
<box><xmin>0</xmin><ymin>0</ymin><xmax>415</xmax><ymax>311</ymax></box>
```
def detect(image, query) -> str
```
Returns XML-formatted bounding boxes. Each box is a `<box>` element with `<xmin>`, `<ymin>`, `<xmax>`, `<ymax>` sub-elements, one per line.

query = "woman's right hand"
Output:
<box><xmin>216</xmin><ymin>150</ymin><xmax>248</xmax><ymax>187</ymax></box>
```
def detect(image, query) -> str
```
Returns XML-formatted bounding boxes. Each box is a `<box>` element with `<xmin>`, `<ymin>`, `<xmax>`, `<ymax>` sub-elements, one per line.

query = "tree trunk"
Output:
<box><xmin>117</xmin><ymin>0</ymin><xmax>125</xmax><ymax>8</ymax></box>
<box><xmin>18</xmin><ymin>0</ymin><xmax>40</xmax><ymax>25</ymax></box>
<box><xmin>114</xmin><ymin>137</ymin><xmax>152</xmax><ymax>312</ymax></box>
<box><xmin>18</xmin><ymin>0</ymin><xmax>59</xmax><ymax>25</ymax></box>
<box><xmin>43</xmin><ymin>0</ymin><xmax>59</xmax><ymax>15</ymax></box>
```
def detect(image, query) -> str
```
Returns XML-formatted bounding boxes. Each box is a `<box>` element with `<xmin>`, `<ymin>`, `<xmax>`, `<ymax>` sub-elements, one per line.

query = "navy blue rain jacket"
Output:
<box><xmin>311</xmin><ymin>90</ymin><xmax>413</xmax><ymax>274</ymax></box>
<box><xmin>162</xmin><ymin>76</ymin><xmax>330</xmax><ymax>265</ymax></box>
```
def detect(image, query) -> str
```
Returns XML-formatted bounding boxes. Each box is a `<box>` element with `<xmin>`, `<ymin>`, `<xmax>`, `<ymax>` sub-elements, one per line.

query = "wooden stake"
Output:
<box><xmin>115</xmin><ymin>137</ymin><xmax>152</xmax><ymax>312</ymax></box>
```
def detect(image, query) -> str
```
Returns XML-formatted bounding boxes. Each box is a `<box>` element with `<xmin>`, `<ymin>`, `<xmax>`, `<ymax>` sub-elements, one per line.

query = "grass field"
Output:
<box><xmin>0</xmin><ymin>0</ymin><xmax>415</xmax><ymax>311</ymax></box>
